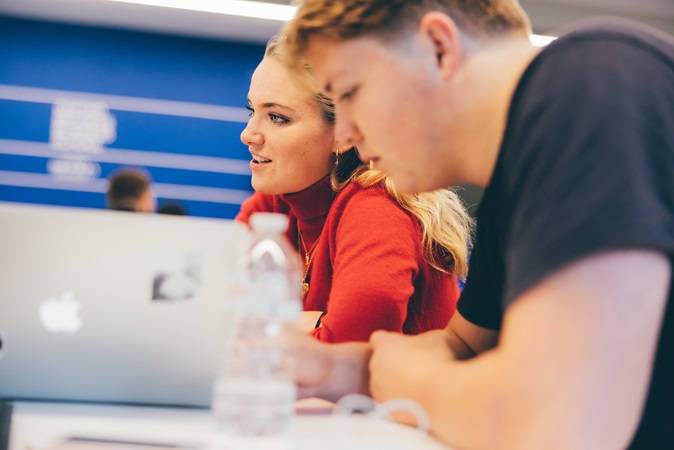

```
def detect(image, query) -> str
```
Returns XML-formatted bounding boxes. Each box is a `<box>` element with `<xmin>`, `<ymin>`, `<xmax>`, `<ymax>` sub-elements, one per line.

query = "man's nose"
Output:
<box><xmin>335</xmin><ymin>118</ymin><xmax>362</xmax><ymax>148</ymax></box>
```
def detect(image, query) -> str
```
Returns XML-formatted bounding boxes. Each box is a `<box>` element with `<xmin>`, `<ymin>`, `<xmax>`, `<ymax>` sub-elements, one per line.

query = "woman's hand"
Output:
<box><xmin>292</xmin><ymin>330</ymin><xmax>372</xmax><ymax>402</ymax></box>
<box><xmin>296</xmin><ymin>311</ymin><xmax>325</xmax><ymax>333</ymax></box>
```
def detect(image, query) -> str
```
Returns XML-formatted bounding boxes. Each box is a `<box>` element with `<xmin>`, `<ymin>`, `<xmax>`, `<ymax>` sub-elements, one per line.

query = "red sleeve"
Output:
<box><xmin>310</xmin><ymin>188</ymin><xmax>422</xmax><ymax>342</ymax></box>
<box><xmin>235</xmin><ymin>192</ymin><xmax>280</xmax><ymax>225</ymax></box>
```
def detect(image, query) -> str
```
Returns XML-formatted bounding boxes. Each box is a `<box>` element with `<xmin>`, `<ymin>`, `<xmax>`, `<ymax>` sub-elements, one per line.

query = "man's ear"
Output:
<box><xmin>418</xmin><ymin>11</ymin><xmax>463</xmax><ymax>79</ymax></box>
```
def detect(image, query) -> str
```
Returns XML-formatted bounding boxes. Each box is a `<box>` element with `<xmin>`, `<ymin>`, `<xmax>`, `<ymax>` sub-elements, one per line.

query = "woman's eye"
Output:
<box><xmin>245</xmin><ymin>105</ymin><xmax>254</xmax><ymax>117</ymax></box>
<box><xmin>269</xmin><ymin>113</ymin><xmax>289</xmax><ymax>125</ymax></box>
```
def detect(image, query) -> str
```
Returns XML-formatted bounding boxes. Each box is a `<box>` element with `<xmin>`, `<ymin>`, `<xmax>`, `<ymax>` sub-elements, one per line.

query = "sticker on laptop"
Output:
<box><xmin>150</xmin><ymin>249</ymin><xmax>204</xmax><ymax>301</ymax></box>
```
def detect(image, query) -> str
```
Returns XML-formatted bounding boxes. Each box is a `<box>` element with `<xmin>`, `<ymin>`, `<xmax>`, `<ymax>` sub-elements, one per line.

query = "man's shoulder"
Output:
<box><xmin>511</xmin><ymin>18</ymin><xmax>674</xmax><ymax>118</ymax></box>
<box><xmin>546</xmin><ymin>18</ymin><xmax>674</xmax><ymax>64</ymax></box>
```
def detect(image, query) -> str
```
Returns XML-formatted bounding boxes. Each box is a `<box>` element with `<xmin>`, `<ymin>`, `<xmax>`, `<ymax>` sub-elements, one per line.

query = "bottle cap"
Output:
<box><xmin>250</xmin><ymin>213</ymin><xmax>289</xmax><ymax>234</ymax></box>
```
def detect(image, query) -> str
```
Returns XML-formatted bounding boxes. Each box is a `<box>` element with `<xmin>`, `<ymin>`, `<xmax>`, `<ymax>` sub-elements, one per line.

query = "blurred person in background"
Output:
<box><xmin>107</xmin><ymin>168</ymin><xmax>155</xmax><ymax>213</ymax></box>
<box><xmin>158</xmin><ymin>202</ymin><xmax>188</xmax><ymax>216</ymax></box>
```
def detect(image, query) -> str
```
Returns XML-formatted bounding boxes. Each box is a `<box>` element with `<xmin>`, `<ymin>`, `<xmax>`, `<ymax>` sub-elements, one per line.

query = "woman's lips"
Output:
<box><xmin>250</xmin><ymin>154</ymin><xmax>272</xmax><ymax>170</ymax></box>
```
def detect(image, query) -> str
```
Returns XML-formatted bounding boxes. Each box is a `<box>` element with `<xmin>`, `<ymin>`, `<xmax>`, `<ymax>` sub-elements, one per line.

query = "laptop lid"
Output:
<box><xmin>0</xmin><ymin>202</ymin><xmax>248</xmax><ymax>408</ymax></box>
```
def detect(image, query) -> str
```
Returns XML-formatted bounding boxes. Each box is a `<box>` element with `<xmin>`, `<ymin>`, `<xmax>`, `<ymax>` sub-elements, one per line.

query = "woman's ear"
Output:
<box><xmin>418</xmin><ymin>11</ymin><xmax>464</xmax><ymax>79</ymax></box>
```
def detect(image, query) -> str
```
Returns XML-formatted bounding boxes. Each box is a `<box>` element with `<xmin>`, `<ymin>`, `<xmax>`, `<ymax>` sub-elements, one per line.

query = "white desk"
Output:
<box><xmin>8</xmin><ymin>401</ymin><xmax>450</xmax><ymax>450</ymax></box>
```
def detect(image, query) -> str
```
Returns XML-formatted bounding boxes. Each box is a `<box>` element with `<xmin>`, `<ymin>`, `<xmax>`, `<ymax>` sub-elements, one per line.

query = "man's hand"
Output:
<box><xmin>369</xmin><ymin>330</ymin><xmax>455</xmax><ymax>404</ymax></box>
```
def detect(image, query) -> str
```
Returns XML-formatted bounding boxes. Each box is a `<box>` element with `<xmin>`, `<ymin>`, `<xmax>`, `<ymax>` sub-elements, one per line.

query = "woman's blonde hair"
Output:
<box><xmin>265</xmin><ymin>35</ymin><xmax>473</xmax><ymax>279</ymax></box>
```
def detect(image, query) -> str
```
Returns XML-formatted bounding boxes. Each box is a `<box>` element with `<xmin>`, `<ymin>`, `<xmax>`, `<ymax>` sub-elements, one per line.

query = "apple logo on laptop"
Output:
<box><xmin>39</xmin><ymin>291</ymin><xmax>83</xmax><ymax>333</ymax></box>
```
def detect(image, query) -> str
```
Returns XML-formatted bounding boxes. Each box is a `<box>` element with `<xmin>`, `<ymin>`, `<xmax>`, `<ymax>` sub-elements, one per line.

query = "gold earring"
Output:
<box><xmin>335</xmin><ymin>150</ymin><xmax>340</xmax><ymax>166</ymax></box>
<box><xmin>369</xmin><ymin>160</ymin><xmax>374</xmax><ymax>170</ymax></box>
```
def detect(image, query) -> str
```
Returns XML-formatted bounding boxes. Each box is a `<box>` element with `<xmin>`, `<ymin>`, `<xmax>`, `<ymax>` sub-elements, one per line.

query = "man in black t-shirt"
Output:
<box><xmin>283</xmin><ymin>1</ymin><xmax>674</xmax><ymax>448</ymax></box>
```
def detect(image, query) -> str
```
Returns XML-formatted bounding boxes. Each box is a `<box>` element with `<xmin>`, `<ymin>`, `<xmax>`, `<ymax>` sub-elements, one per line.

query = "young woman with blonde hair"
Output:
<box><xmin>236</xmin><ymin>35</ymin><xmax>473</xmax><ymax>343</ymax></box>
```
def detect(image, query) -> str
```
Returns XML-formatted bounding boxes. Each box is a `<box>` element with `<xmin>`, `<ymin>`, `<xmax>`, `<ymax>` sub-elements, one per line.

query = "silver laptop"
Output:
<box><xmin>0</xmin><ymin>201</ymin><xmax>248</xmax><ymax>408</ymax></box>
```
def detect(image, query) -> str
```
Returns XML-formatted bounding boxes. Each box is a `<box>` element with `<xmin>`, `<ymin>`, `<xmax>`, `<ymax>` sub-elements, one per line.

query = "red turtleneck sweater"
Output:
<box><xmin>236</xmin><ymin>177</ymin><xmax>459</xmax><ymax>343</ymax></box>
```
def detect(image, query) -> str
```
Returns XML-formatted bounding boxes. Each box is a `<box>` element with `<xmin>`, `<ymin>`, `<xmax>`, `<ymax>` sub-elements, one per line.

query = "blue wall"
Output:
<box><xmin>0</xmin><ymin>16</ymin><xmax>264</xmax><ymax>219</ymax></box>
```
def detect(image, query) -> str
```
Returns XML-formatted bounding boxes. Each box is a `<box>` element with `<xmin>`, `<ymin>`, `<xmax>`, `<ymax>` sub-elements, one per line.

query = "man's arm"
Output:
<box><xmin>293</xmin><ymin>306</ymin><xmax>498</xmax><ymax>402</ymax></box>
<box><xmin>445</xmin><ymin>310</ymin><xmax>499</xmax><ymax>359</ymax></box>
<box><xmin>369</xmin><ymin>249</ymin><xmax>671</xmax><ymax>449</ymax></box>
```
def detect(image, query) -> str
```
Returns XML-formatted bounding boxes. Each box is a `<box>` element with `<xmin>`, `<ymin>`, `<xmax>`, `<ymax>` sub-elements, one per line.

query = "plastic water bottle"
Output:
<box><xmin>212</xmin><ymin>212</ymin><xmax>302</xmax><ymax>437</ymax></box>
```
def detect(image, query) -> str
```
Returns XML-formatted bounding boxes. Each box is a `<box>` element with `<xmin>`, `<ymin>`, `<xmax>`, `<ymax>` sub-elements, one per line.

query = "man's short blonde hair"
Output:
<box><xmin>284</xmin><ymin>0</ymin><xmax>530</xmax><ymax>62</ymax></box>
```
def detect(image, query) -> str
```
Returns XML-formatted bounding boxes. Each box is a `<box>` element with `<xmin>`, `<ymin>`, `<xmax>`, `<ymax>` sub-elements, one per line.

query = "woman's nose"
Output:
<box><xmin>240</xmin><ymin>121</ymin><xmax>263</xmax><ymax>146</ymax></box>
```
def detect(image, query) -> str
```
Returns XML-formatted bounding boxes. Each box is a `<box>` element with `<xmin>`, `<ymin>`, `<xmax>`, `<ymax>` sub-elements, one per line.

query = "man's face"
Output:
<box><xmin>306</xmin><ymin>34</ymin><xmax>455</xmax><ymax>194</ymax></box>
<box><xmin>137</xmin><ymin>188</ymin><xmax>156</xmax><ymax>213</ymax></box>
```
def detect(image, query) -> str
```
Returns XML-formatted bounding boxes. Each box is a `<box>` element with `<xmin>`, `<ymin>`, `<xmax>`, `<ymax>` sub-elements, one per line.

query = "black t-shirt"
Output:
<box><xmin>458</xmin><ymin>20</ymin><xmax>674</xmax><ymax>448</ymax></box>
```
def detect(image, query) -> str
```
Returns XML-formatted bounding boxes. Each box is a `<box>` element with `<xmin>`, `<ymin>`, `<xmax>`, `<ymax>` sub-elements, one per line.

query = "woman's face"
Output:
<box><xmin>241</xmin><ymin>56</ymin><xmax>337</xmax><ymax>195</ymax></box>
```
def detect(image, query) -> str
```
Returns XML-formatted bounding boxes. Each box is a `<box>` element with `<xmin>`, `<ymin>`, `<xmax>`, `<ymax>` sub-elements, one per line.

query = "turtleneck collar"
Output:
<box><xmin>280</xmin><ymin>175</ymin><xmax>335</xmax><ymax>221</ymax></box>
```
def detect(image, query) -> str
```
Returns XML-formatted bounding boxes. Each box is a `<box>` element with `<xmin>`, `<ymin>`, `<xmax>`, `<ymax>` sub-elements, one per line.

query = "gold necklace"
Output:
<box><xmin>298</xmin><ymin>225</ymin><xmax>320</xmax><ymax>300</ymax></box>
